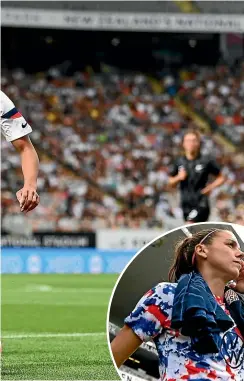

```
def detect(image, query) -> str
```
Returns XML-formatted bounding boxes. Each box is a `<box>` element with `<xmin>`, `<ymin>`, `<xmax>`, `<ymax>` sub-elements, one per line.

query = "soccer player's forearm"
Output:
<box><xmin>21</xmin><ymin>145</ymin><xmax>39</xmax><ymax>187</ymax></box>
<box><xmin>207</xmin><ymin>174</ymin><xmax>226</xmax><ymax>192</ymax></box>
<box><xmin>12</xmin><ymin>137</ymin><xmax>39</xmax><ymax>187</ymax></box>
<box><xmin>168</xmin><ymin>176</ymin><xmax>180</xmax><ymax>187</ymax></box>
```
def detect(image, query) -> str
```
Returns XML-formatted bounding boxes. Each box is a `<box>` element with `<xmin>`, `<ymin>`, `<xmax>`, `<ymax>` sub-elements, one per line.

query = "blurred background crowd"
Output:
<box><xmin>2</xmin><ymin>63</ymin><xmax>244</xmax><ymax>233</ymax></box>
<box><xmin>1</xmin><ymin>1</ymin><xmax>244</xmax><ymax>234</ymax></box>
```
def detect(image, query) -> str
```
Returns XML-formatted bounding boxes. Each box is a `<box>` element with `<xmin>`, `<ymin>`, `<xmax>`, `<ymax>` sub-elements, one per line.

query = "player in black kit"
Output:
<box><xmin>168</xmin><ymin>129</ymin><xmax>226</xmax><ymax>223</ymax></box>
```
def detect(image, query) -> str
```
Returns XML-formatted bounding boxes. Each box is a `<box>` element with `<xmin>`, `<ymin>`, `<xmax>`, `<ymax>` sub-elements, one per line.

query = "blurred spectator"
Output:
<box><xmin>1</xmin><ymin>64</ymin><xmax>243</xmax><ymax>232</ymax></box>
<box><xmin>181</xmin><ymin>62</ymin><xmax>244</xmax><ymax>146</ymax></box>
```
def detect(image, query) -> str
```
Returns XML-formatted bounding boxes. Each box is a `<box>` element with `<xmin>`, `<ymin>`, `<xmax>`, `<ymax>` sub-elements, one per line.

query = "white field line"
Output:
<box><xmin>2</xmin><ymin>332</ymin><xmax>106</xmax><ymax>339</ymax></box>
<box><xmin>13</xmin><ymin>286</ymin><xmax>112</xmax><ymax>293</ymax></box>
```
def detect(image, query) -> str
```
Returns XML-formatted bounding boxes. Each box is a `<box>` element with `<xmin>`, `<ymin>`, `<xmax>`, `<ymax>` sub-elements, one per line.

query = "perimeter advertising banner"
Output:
<box><xmin>2</xmin><ymin>8</ymin><xmax>244</xmax><ymax>33</ymax></box>
<box><xmin>1</xmin><ymin>248</ymin><xmax>136</xmax><ymax>274</ymax></box>
<box><xmin>1</xmin><ymin>232</ymin><xmax>96</xmax><ymax>248</ymax></box>
<box><xmin>97</xmin><ymin>229</ymin><xmax>163</xmax><ymax>250</ymax></box>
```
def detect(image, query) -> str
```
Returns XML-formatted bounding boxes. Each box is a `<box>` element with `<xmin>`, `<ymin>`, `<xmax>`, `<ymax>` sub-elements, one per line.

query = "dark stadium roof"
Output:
<box><xmin>1</xmin><ymin>1</ymin><xmax>180</xmax><ymax>13</ymax></box>
<box><xmin>2</xmin><ymin>1</ymin><xmax>244</xmax><ymax>14</ymax></box>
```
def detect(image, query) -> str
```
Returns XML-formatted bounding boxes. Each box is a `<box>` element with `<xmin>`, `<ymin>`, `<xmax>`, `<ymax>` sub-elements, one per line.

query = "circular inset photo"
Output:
<box><xmin>107</xmin><ymin>222</ymin><xmax>244</xmax><ymax>381</ymax></box>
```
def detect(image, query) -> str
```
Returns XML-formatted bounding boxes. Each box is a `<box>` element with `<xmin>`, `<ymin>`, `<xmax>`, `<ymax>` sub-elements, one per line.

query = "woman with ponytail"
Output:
<box><xmin>110</xmin><ymin>228</ymin><xmax>244</xmax><ymax>380</ymax></box>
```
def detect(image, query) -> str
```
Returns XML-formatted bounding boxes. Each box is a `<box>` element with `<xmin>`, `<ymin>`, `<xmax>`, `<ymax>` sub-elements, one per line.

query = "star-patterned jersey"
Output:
<box><xmin>0</xmin><ymin>90</ymin><xmax>32</xmax><ymax>142</ymax></box>
<box><xmin>125</xmin><ymin>282</ymin><xmax>244</xmax><ymax>381</ymax></box>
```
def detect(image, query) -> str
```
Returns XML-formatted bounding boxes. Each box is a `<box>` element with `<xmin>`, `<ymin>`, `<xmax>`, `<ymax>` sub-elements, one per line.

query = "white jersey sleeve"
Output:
<box><xmin>0</xmin><ymin>90</ymin><xmax>32</xmax><ymax>142</ymax></box>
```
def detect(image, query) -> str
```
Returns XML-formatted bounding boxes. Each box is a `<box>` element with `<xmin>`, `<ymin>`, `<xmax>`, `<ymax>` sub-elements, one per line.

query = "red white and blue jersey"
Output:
<box><xmin>0</xmin><ymin>90</ymin><xmax>32</xmax><ymax>142</ymax></box>
<box><xmin>125</xmin><ymin>282</ymin><xmax>244</xmax><ymax>381</ymax></box>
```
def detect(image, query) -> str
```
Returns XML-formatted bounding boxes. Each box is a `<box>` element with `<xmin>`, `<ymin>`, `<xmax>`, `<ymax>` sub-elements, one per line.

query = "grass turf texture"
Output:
<box><xmin>2</xmin><ymin>274</ymin><xmax>119</xmax><ymax>380</ymax></box>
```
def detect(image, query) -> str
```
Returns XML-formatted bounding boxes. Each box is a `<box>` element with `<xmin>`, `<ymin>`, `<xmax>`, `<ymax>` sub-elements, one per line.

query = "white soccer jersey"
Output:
<box><xmin>0</xmin><ymin>90</ymin><xmax>32</xmax><ymax>142</ymax></box>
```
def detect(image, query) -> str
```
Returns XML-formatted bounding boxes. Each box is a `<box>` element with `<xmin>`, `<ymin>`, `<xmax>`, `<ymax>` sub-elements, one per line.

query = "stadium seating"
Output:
<box><xmin>1</xmin><ymin>65</ymin><xmax>244</xmax><ymax>232</ymax></box>
<box><xmin>180</xmin><ymin>63</ymin><xmax>244</xmax><ymax>147</ymax></box>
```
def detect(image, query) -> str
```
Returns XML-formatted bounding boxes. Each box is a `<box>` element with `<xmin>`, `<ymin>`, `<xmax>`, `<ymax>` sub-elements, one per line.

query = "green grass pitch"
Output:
<box><xmin>1</xmin><ymin>274</ymin><xmax>120</xmax><ymax>380</ymax></box>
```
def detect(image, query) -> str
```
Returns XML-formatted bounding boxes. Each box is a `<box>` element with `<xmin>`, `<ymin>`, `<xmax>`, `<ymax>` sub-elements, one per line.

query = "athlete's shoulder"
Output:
<box><xmin>0</xmin><ymin>90</ymin><xmax>15</xmax><ymax>117</ymax></box>
<box><xmin>171</xmin><ymin>156</ymin><xmax>185</xmax><ymax>167</ymax></box>
<box><xmin>176</xmin><ymin>155</ymin><xmax>185</xmax><ymax>160</ymax></box>
<box><xmin>133</xmin><ymin>282</ymin><xmax>176</xmax><ymax>319</ymax></box>
<box><xmin>1</xmin><ymin>90</ymin><xmax>13</xmax><ymax>105</ymax></box>
<box><xmin>199</xmin><ymin>153</ymin><xmax>216</xmax><ymax>164</ymax></box>
<box><xmin>178</xmin><ymin>156</ymin><xmax>188</xmax><ymax>164</ymax></box>
<box><xmin>150</xmin><ymin>282</ymin><xmax>176</xmax><ymax>315</ymax></box>
<box><xmin>1</xmin><ymin>90</ymin><xmax>9</xmax><ymax>100</ymax></box>
<box><xmin>154</xmin><ymin>282</ymin><xmax>177</xmax><ymax>295</ymax></box>
<box><xmin>0</xmin><ymin>91</ymin><xmax>32</xmax><ymax>142</ymax></box>
<box><xmin>150</xmin><ymin>282</ymin><xmax>176</xmax><ymax>304</ymax></box>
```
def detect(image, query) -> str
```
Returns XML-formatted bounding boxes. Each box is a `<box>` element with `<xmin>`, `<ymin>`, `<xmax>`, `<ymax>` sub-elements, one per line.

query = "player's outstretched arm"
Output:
<box><xmin>12</xmin><ymin>135</ymin><xmax>40</xmax><ymax>213</ymax></box>
<box><xmin>110</xmin><ymin>325</ymin><xmax>142</xmax><ymax>368</ymax></box>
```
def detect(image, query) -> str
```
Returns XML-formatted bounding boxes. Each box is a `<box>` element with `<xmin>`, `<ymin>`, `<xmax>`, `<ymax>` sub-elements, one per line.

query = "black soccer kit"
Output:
<box><xmin>170</xmin><ymin>154</ymin><xmax>221</xmax><ymax>222</ymax></box>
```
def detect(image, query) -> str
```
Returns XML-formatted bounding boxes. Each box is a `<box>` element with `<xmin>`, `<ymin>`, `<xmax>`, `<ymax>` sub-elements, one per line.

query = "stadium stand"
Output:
<box><xmin>180</xmin><ymin>62</ymin><xmax>244</xmax><ymax>147</ymax></box>
<box><xmin>1</xmin><ymin>63</ymin><xmax>244</xmax><ymax>233</ymax></box>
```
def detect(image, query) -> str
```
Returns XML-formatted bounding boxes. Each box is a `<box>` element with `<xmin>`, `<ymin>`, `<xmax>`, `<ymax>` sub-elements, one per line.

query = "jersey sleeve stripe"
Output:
<box><xmin>2</xmin><ymin>107</ymin><xmax>22</xmax><ymax>119</ymax></box>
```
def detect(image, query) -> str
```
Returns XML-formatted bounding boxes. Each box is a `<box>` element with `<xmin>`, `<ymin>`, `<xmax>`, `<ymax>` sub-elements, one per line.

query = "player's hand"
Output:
<box><xmin>201</xmin><ymin>186</ymin><xmax>212</xmax><ymax>195</ymax></box>
<box><xmin>16</xmin><ymin>185</ymin><xmax>40</xmax><ymax>213</ymax></box>
<box><xmin>177</xmin><ymin>168</ymin><xmax>187</xmax><ymax>181</ymax></box>
<box><xmin>233</xmin><ymin>261</ymin><xmax>244</xmax><ymax>294</ymax></box>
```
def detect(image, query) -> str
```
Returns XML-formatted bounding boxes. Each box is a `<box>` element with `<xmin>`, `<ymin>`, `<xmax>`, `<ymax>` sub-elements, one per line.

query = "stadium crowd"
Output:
<box><xmin>180</xmin><ymin>61</ymin><xmax>244</xmax><ymax>147</ymax></box>
<box><xmin>1</xmin><ymin>63</ymin><xmax>244</xmax><ymax>233</ymax></box>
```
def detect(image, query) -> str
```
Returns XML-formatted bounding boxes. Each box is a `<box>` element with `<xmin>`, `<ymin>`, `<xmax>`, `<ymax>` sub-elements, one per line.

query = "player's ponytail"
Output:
<box><xmin>168</xmin><ymin>228</ymin><xmax>224</xmax><ymax>282</ymax></box>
